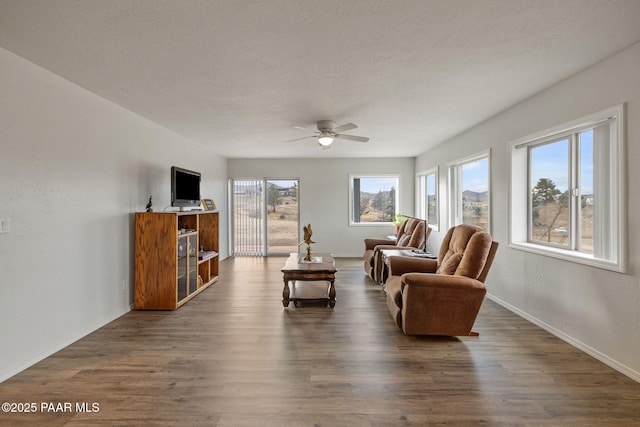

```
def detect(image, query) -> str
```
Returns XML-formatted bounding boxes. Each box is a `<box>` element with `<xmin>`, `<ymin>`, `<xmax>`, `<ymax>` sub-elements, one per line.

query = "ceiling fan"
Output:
<box><xmin>283</xmin><ymin>120</ymin><xmax>369</xmax><ymax>148</ymax></box>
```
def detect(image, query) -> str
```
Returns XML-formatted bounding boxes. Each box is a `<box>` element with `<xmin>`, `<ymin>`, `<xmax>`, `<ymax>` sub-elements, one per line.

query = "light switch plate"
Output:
<box><xmin>0</xmin><ymin>218</ymin><xmax>10</xmax><ymax>234</ymax></box>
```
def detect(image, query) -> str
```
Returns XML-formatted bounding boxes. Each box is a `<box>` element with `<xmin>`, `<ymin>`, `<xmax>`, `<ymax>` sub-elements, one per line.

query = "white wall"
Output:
<box><xmin>416</xmin><ymin>42</ymin><xmax>640</xmax><ymax>381</ymax></box>
<box><xmin>0</xmin><ymin>48</ymin><xmax>228</xmax><ymax>382</ymax></box>
<box><xmin>227</xmin><ymin>157</ymin><xmax>415</xmax><ymax>257</ymax></box>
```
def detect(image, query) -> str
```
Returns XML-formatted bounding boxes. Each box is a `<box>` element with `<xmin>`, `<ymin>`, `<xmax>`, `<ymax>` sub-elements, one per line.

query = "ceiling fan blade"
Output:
<box><xmin>333</xmin><ymin>123</ymin><xmax>357</xmax><ymax>133</ymax></box>
<box><xmin>282</xmin><ymin>135</ymin><xmax>315</xmax><ymax>143</ymax></box>
<box><xmin>335</xmin><ymin>134</ymin><xmax>369</xmax><ymax>143</ymax></box>
<box><xmin>293</xmin><ymin>125</ymin><xmax>317</xmax><ymax>133</ymax></box>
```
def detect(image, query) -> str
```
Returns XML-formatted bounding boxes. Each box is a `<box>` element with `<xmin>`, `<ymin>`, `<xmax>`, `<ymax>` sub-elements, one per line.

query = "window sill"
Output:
<box><xmin>349</xmin><ymin>222</ymin><xmax>394</xmax><ymax>227</ymax></box>
<box><xmin>509</xmin><ymin>241</ymin><xmax>625</xmax><ymax>273</ymax></box>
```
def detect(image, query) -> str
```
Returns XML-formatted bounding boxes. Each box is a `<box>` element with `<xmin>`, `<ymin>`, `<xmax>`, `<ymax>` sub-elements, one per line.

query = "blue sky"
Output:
<box><xmin>357</xmin><ymin>177</ymin><xmax>398</xmax><ymax>193</ymax></box>
<box><xmin>426</xmin><ymin>174</ymin><xmax>436</xmax><ymax>194</ymax></box>
<box><xmin>462</xmin><ymin>158</ymin><xmax>489</xmax><ymax>193</ymax></box>
<box><xmin>530</xmin><ymin>130</ymin><xmax>593</xmax><ymax>194</ymax></box>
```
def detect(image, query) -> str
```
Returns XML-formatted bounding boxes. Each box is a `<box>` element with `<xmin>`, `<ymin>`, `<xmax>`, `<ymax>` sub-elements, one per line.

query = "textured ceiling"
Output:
<box><xmin>2</xmin><ymin>0</ymin><xmax>640</xmax><ymax>158</ymax></box>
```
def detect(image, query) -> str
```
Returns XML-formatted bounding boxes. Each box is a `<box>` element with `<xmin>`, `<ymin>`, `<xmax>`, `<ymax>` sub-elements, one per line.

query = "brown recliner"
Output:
<box><xmin>363</xmin><ymin>218</ymin><xmax>431</xmax><ymax>283</ymax></box>
<box><xmin>385</xmin><ymin>224</ymin><xmax>498</xmax><ymax>336</ymax></box>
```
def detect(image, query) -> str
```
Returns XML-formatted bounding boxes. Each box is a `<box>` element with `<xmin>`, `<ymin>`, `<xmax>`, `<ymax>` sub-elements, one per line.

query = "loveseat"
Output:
<box><xmin>363</xmin><ymin>218</ymin><xmax>430</xmax><ymax>283</ymax></box>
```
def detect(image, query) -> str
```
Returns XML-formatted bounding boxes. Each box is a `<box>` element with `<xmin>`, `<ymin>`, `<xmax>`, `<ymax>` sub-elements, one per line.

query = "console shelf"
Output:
<box><xmin>135</xmin><ymin>210</ymin><xmax>219</xmax><ymax>310</ymax></box>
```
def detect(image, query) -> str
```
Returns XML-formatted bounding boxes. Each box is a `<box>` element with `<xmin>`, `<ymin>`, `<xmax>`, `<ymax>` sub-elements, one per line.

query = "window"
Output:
<box><xmin>417</xmin><ymin>168</ymin><xmax>439</xmax><ymax>231</ymax></box>
<box><xmin>510</xmin><ymin>104</ymin><xmax>625</xmax><ymax>272</ymax></box>
<box><xmin>448</xmin><ymin>151</ymin><xmax>490</xmax><ymax>231</ymax></box>
<box><xmin>350</xmin><ymin>175</ymin><xmax>399</xmax><ymax>225</ymax></box>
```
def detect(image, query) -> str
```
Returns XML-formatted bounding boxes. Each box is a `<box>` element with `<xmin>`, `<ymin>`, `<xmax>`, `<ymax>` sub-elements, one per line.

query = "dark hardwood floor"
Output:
<box><xmin>1</xmin><ymin>257</ymin><xmax>640</xmax><ymax>426</ymax></box>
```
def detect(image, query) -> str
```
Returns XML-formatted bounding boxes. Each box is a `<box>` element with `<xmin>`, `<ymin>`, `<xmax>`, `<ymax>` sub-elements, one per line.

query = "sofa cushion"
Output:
<box><xmin>456</xmin><ymin>232</ymin><xmax>492</xmax><ymax>279</ymax></box>
<box><xmin>436</xmin><ymin>252</ymin><xmax>462</xmax><ymax>275</ymax></box>
<box><xmin>436</xmin><ymin>224</ymin><xmax>492</xmax><ymax>279</ymax></box>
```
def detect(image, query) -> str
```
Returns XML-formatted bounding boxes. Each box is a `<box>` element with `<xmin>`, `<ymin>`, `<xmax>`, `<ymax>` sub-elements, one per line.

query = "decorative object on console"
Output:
<box><xmin>201</xmin><ymin>199</ymin><xmax>216</xmax><ymax>211</ymax></box>
<box><xmin>300</xmin><ymin>223</ymin><xmax>316</xmax><ymax>261</ymax></box>
<box><xmin>145</xmin><ymin>196</ymin><xmax>153</xmax><ymax>212</ymax></box>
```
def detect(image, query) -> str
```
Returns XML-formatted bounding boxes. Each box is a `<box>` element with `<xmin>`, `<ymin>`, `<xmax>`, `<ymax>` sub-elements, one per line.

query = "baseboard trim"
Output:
<box><xmin>487</xmin><ymin>293</ymin><xmax>640</xmax><ymax>383</ymax></box>
<box><xmin>0</xmin><ymin>307</ymin><xmax>131</xmax><ymax>383</ymax></box>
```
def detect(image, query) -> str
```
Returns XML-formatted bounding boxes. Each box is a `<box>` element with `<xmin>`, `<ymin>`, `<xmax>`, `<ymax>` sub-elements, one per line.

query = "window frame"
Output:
<box><xmin>447</xmin><ymin>150</ymin><xmax>491</xmax><ymax>233</ymax></box>
<box><xmin>349</xmin><ymin>174</ymin><xmax>400</xmax><ymax>226</ymax></box>
<box><xmin>509</xmin><ymin>104</ymin><xmax>626</xmax><ymax>273</ymax></box>
<box><xmin>416</xmin><ymin>167</ymin><xmax>439</xmax><ymax>232</ymax></box>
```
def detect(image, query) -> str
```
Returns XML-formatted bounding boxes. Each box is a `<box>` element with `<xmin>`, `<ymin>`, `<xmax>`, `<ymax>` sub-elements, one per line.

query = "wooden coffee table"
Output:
<box><xmin>281</xmin><ymin>253</ymin><xmax>337</xmax><ymax>307</ymax></box>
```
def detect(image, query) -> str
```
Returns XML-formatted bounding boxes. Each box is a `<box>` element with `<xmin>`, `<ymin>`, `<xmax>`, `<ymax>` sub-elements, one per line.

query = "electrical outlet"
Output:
<box><xmin>122</xmin><ymin>279</ymin><xmax>128</xmax><ymax>291</ymax></box>
<box><xmin>0</xmin><ymin>218</ymin><xmax>9</xmax><ymax>234</ymax></box>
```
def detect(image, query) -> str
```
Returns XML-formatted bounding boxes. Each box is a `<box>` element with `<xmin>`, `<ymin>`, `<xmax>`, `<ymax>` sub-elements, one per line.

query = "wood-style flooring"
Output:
<box><xmin>1</xmin><ymin>257</ymin><xmax>640</xmax><ymax>426</ymax></box>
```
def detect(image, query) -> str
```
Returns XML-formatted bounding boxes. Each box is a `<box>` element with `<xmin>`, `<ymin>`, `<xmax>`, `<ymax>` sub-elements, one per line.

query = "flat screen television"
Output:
<box><xmin>171</xmin><ymin>166</ymin><xmax>201</xmax><ymax>208</ymax></box>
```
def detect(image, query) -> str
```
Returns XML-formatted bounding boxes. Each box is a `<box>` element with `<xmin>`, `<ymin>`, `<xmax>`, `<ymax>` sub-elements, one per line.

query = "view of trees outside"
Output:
<box><xmin>266</xmin><ymin>180</ymin><xmax>299</xmax><ymax>254</ymax></box>
<box><xmin>530</xmin><ymin>177</ymin><xmax>571</xmax><ymax>246</ymax></box>
<box><xmin>461</xmin><ymin>158</ymin><xmax>489</xmax><ymax>230</ymax></box>
<box><xmin>353</xmin><ymin>176</ymin><xmax>398</xmax><ymax>223</ymax></box>
<box><xmin>426</xmin><ymin>173</ymin><xmax>437</xmax><ymax>225</ymax></box>
<box><xmin>529</xmin><ymin>133</ymin><xmax>594</xmax><ymax>252</ymax></box>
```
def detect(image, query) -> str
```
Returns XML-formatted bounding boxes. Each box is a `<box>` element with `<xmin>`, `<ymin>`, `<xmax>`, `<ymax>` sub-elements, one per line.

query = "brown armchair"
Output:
<box><xmin>363</xmin><ymin>218</ymin><xmax>431</xmax><ymax>283</ymax></box>
<box><xmin>385</xmin><ymin>224</ymin><xmax>498</xmax><ymax>336</ymax></box>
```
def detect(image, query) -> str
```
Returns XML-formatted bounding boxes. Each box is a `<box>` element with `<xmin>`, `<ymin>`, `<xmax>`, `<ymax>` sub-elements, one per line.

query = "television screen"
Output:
<box><xmin>171</xmin><ymin>166</ymin><xmax>201</xmax><ymax>208</ymax></box>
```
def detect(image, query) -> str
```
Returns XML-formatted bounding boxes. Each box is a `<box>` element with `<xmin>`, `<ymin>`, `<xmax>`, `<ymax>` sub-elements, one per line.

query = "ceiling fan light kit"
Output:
<box><xmin>317</xmin><ymin>134</ymin><xmax>334</xmax><ymax>146</ymax></box>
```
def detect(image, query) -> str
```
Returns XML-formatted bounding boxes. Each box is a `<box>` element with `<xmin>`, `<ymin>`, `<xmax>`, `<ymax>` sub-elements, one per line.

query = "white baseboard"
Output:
<box><xmin>487</xmin><ymin>293</ymin><xmax>640</xmax><ymax>383</ymax></box>
<box><xmin>0</xmin><ymin>307</ymin><xmax>131</xmax><ymax>383</ymax></box>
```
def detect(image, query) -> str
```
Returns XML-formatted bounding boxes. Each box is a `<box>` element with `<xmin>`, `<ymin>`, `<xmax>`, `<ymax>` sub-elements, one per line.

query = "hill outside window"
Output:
<box><xmin>350</xmin><ymin>175</ymin><xmax>399</xmax><ymax>225</ymax></box>
<box><xmin>417</xmin><ymin>168</ymin><xmax>439</xmax><ymax>231</ymax></box>
<box><xmin>509</xmin><ymin>104</ymin><xmax>626</xmax><ymax>273</ymax></box>
<box><xmin>448</xmin><ymin>150</ymin><xmax>491</xmax><ymax>232</ymax></box>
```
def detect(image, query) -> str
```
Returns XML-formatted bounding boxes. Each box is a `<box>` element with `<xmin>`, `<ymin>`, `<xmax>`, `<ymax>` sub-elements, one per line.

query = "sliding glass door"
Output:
<box><xmin>231</xmin><ymin>178</ymin><xmax>299</xmax><ymax>256</ymax></box>
<box><xmin>231</xmin><ymin>179</ymin><xmax>264</xmax><ymax>255</ymax></box>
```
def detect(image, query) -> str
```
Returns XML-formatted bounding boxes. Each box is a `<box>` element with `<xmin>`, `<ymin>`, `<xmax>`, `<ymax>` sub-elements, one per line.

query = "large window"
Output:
<box><xmin>417</xmin><ymin>168</ymin><xmax>439</xmax><ymax>231</ymax></box>
<box><xmin>448</xmin><ymin>151</ymin><xmax>490</xmax><ymax>231</ymax></box>
<box><xmin>350</xmin><ymin>175</ymin><xmax>399</xmax><ymax>225</ymax></box>
<box><xmin>510</xmin><ymin>104</ymin><xmax>625</xmax><ymax>272</ymax></box>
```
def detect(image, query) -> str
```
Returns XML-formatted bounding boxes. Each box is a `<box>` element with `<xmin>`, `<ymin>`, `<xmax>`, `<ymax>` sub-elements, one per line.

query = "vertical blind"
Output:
<box><xmin>231</xmin><ymin>179</ymin><xmax>264</xmax><ymax>256</ymax></box>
